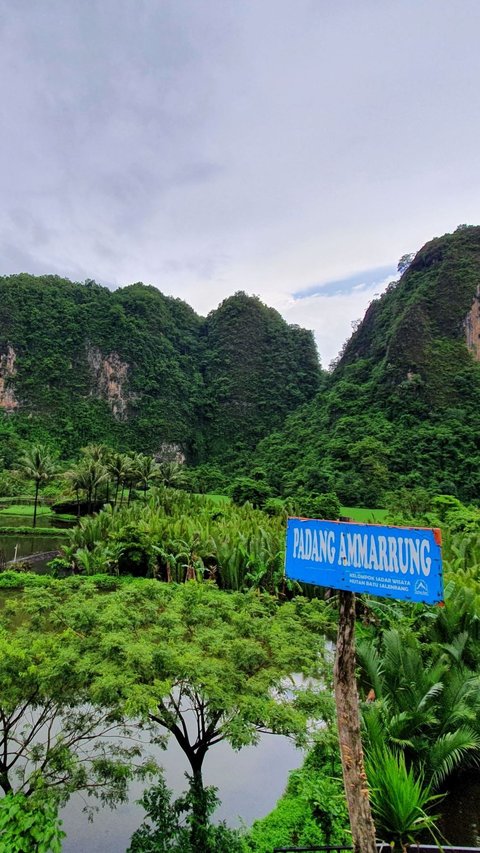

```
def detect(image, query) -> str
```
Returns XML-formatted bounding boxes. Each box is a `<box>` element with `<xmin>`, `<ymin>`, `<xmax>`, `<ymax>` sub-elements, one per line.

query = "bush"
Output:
<box><xmin>293</xmin><ymin>492</ymin><xmax>341</xmax><ymax>520</ymax></box>
<box><xmin>0</xmin><ymin>790</ymin><xmax>65</xmax><ymax>853</ymax></box>
<box><xmin>128</xmin><ymin>775</ymin><xmax>245</xmax><ymax>853</ymax></box>
<box><xmin>230</xmin><ymin>477</ymin><xmax>273</xmax><ymax>509</ymax></box>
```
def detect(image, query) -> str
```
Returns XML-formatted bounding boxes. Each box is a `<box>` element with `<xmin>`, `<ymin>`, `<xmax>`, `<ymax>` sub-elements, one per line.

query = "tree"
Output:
<box><xmin>158</xmin><ymin>461</ymin><xmax>188</xmax><ymax>489</ymax></box>
<box><xmin>0</xmin><ymin>585</ymin><xmax>154</xmax><ymax>809</ymax></box>
<box><xmin>65</xmin><ymin>457</ymin><xmax>108</xmax><ymax>515</ymax></box>
<box><xmin>132</xmin><ymin>453</ymin><xmax>160</xmax><ymax>501</ymax></box>
<box><xmin>397</xmin><ymin>253</ymin><xmax>415</xmax><ymax>274</ymax></box>
<box><xmin>358</xmin><ymin>628</ymin><xmax>480</xmax><ymax>788</ymax></box>
<box><xmin>0</xmin><ymin>790</ymin><xmax>65</xmax><ymax>853</ymax></box>
<box><xmin>108</xmin><ymin>452</ymin><xmax>133</xmax><ymax>506</ymax></box>
<box><xmin>128</xmin><ymin>774</ymin><xmax>244</xmax><ymax>853</ymax></box>
<box><xmin>230</xmin><ymin>476</ymin><xmax>272</xmax><ymax>508</ymax></box>
<box><xmin>17</xmin><ymin>444</ymin><xmax>57</xmax><ymax>527</ymax></box>
<box><xmin>31</xmin><ymin>579</ymin><xmax>329</xmax><ymax>851</ymax></box>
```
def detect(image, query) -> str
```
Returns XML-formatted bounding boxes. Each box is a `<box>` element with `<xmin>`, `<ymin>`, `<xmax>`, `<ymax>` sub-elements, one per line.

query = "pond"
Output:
<box><xmin>59</xmin><ymin>740</ymin><xmax>480</xmax><ymax>851</ymax></box>
<box><xmin>0</xmin><ymin>532</ymin><xmax>67</xmax><ymax>566</ymax></box>
<box><xmin>61</xmin><ymin>731</ymin><xmax>303</xmax><ymax>852</ymax></box>
<box><xmin>438</xmin><ymin>772</ymin><xmax>480</xmax><ymax>846</ymax></box>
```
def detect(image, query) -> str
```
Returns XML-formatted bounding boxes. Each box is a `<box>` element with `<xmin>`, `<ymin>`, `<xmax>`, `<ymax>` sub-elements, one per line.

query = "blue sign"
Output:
<box><xmin>285</xmin><ymin>518</ymin><xmax>443</xmax><ymax>604</ymax></box>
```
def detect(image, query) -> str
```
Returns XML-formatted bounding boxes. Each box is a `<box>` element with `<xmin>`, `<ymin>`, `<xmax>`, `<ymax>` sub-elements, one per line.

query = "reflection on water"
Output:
<box><xmin>61</xmin><ymin>740</ymin><xmax>480</xmax><ymax>853</ymax></box>
<box><xmin>438</xmin><ymin>773</ymin><xmax>480</xmax><ymax>846</ymax></box>
<box><xmin>0</xmin><ymin>533</ymin><xmax>66</xmax><ymax>564</ymax></box>
<box><xmin>61</xmin><ymin>733</ymin><xmax>302</xmax><ymax>853</ymax></box>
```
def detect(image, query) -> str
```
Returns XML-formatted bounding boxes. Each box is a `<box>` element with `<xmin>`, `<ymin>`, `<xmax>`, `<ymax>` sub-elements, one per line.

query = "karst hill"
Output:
<box><xmin>2</xmin><ymin>225</ymin><xmax>480</xmax><ymax>504</ymax></box>
<box><xmin>255</xmin><ymin>225</ymin><xmax>480</xmax><ymax>505</ymax></box>
<box><xmin>0</xmin><ymin>278</ymin><xmax>320</xmax><ymax>463</ymax></box>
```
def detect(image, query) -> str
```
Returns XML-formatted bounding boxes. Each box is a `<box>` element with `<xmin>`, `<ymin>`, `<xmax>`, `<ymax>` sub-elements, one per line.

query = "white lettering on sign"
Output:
<box><xmin>293</xmin><ymin>527</ymin><xmax>336</xmax><ymax>564</ymax></box>
<box><xmin>294</xmin><ymin>527</ymin><xmax>432</xmax><ymax>577</ymax></box>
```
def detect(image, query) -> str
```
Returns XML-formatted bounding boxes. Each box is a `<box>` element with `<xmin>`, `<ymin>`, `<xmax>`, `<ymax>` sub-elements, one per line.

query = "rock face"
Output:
<box><xmin>86</xmin><ymin>345</ymin><xmax>129</xmax><ymax>419</ymax></box>
<box><xmin>0</xmin><ymin>345</ymin><xmax>18</xmax><ymax>410</ymax></box>
<box><xmin>465</xmin><ymin>286</ymin><xmax>480</xmax><ymax>361</ymax></box>
<box><xmin>154</xmin><ymin>443</ymin><xmax>186</xmax><ymax>464</ymax></box>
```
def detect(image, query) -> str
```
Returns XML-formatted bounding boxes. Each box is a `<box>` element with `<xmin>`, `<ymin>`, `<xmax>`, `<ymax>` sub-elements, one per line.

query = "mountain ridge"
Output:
<box><xmin>0</xmin><ymin>275</ymin><xmax>320</xmax><ymax>464</ymax></box>
<box><xmin>254</xmin><ymin>226</ymin><xmax>480</xmax><ymax>504</ymax></box>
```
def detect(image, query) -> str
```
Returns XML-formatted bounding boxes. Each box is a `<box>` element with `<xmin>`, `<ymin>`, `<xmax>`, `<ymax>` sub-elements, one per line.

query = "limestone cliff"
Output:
<box><xmin>86</xmin><ymin>345</ymin><xmax>130</xmax><ymax>420</ymax></box>
<box><xmin>0</xmin><ymin>345</ymin><xmax>18</xmax><ymax>411</ymax></box>
<box><xmin>0</xmin><ymin>275</ymin><xmax>320</xmax><ymax>460</ymax></box>
<box><xmin>465</xmin><ymin>285</ymin><xmax>480</xmax><ymax>361</ymax></box>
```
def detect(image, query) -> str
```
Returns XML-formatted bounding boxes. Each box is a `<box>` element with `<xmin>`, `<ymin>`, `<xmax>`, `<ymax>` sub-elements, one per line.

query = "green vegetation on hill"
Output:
<box><xmin>254</xmin><ymin>226</ymin><xmax>480</xmax><ymax>505</ymax></box>
<box><xmin>0</xmin><ymin>277</ymin><xmax>320</xmax><ymax>464</ymax></box>
<box><xmin>202</xmin><ymin>291</ymin><xmax>320</xmax><ymax>463</ymax></box>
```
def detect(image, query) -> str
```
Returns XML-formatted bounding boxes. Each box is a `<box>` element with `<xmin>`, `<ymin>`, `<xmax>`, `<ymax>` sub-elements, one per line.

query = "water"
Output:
<box><xmin>61</xmin><ymin>732</ymin><xmax>302</xmax><ymax>852</ymax></box>
<box><xmin>438</xmin><ymin>772</ymin><xmax>480</xmax><ymax>846</ymax></box>
<box><xmin>0</xmin><ymin>531</ymin><xmax>66</xmax><ymax>564</ymax></box>
<box><xmin>59</xmin><ymin>743</ymin><xmax>480</xmax><ymax>851</ymax></box>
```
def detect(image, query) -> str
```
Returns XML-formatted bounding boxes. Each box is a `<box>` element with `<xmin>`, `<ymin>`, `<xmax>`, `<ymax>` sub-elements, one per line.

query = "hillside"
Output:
<box><xmin>0</xmin><ymin>276</ymin><xmax>320</xmax><ymax>464</ymax></box>
<box><xmin>254</xmin><ymin>226</ymin><xmax>480</xmax><ymax>504</ymax></box>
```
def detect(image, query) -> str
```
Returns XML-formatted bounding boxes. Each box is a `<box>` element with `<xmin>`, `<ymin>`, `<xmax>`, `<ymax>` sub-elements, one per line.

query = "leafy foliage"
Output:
<box><xmin>0</xmin><ymin>278</ymin><xmax>319</xmax><ymax>465</ymax></box>
<box><xmin>365</xmin><ymin>746</ymin><xmax>442</xmax><ymax>847</ymax></box>
<box><xmin>245</xmin><ymin>729</ymin><xmax>350</xmax><ymax>852</ymax></box>
<box><xmin>128</xmin><ymin>774</ymin><xmax>245</xmax><ymax>853</ymax></box>
<box><xmin>0</xmin><ymin>789</ymin><xmax>65</xmax><ymax>853</ymax></box>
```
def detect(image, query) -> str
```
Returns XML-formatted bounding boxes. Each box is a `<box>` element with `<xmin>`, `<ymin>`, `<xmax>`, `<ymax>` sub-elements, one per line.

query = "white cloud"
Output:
<box><xmin>276</xmin><ymin>277</ymin><xmax>394</xmax><ymax>369</ymax></box>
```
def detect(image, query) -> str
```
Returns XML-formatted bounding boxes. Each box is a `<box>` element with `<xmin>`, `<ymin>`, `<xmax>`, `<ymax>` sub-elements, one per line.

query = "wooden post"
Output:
<box><xmin>334</xmin><ymin>590</ymin><xmax>377</xmax><ymax>853</ymax></box>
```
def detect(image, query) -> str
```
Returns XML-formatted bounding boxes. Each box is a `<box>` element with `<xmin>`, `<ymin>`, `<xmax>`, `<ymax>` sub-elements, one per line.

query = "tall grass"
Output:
<box><xmin>62</xmin><ymin>489</ymin><xmax>286</xmax><ymax>592</ymax></box>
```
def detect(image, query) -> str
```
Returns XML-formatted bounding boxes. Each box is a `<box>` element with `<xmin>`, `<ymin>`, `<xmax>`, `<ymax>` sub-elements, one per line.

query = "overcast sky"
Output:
<box><xmin>1</xmin><ymin>1</ymin><xmax>479</xmax><ymax>367</ymax></box>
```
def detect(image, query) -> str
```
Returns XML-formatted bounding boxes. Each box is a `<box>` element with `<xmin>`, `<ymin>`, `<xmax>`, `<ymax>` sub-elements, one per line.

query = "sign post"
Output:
<box><xmin>334</xmin><ymin>589</ymin><xmax>376</xmax><ymax>853</ymax></box>
<box><xmin>285</xmin><ymin>517</ymin><xmax>443</xmax><ymax>853</ymax></box>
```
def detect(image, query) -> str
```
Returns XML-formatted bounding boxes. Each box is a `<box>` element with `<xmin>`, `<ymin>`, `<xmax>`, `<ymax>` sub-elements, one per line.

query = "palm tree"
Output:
<box><xmin>65</xmin><ymin>459</ymin><xmax>108</xmax><ymax>515</ymax></box>
<box><xmin>107</xmin><ymin>453</ymin><xmax>132</xmax><ymax>507</ymax></box>
<box><xmin>158</xmin><ymin>461</ymin><xmax>187</xmax><ymax>489</ymax></box>
<box><xmin>358</xmin><ymin>628</ymin><xmax>480</xmax><ymax>789</ymax></box>
<box><xmin>64</xmin><ymin>462</ymin><xmax>85</xmax><ymax>519</ymax></box>
<box><xmin>82</xmin><ymin>444</ymin><xmax>113</xmax><ymax>501</ymax></box>
<box><xmin>81</xmin><ymin>443</ymin><xmax>107</xmax><ymax>463</ymax></box>
<box><xmin>18</xmin><ymin>445</ymin><xmax>57</xmax><ymax>528</ymax></box>
<box><xmin>133</xmin><ymin>454</ymin><xmax>161</xmax><ymax>501</ymax></box>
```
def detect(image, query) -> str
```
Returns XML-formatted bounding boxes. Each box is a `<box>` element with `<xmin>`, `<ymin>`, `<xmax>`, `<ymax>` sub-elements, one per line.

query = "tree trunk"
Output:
<box><xmin>0</xmin><ymin>769</ymin><xmax>12</xmax><ymax>795</ymax></box>
<box><xmin>334</xmin><ymin>590</ymin><xmax>377</xmax><ymax>853</ymax></box>
<box><xmin>33</xmin><ymin>481</ymin><xmax>39</xmax><ymax>529</ymax></box>
<box><xmin>188</xmin><ymin>761</ymin><xmax>211</xmax><ymax>853</ymax></box>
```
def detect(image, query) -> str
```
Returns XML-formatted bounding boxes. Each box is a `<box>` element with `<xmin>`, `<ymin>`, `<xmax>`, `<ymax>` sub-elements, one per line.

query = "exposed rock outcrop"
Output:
<box><xmin>86</xmin><ymin>345</ymin><xmax>129</xmax><ymax>419</ymax></box>
<box><xmin>465</xmin><ymin>285</ymin><xmax>480</xmax><ymax>360</ymax></box>
<box><xmin>155</xmin><ymin>443</ymin><xmax>186</xmax><ymax>464</ymax></box>
<box><xmin>0</xmin><ymin>345</ymin><xmax>18</xmax><ymax>410</ymax></box>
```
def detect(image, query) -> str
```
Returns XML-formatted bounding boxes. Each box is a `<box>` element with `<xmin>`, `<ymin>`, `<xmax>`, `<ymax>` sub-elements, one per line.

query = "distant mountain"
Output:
<box><xmin>255</xmin><ymin>226</ymin><xmax>480</xmax><ymax>504</ymax></box>
<box><xmin>0</xmin><ymin>276</ymin><xmax>320</xmax><ymax>464</ymax></box>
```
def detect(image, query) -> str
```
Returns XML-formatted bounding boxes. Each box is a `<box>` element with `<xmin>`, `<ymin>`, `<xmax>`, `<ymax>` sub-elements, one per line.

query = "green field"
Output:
<box><xmin>340</xmin><ymin>506</ymin><xmax>389</xmax><ymax>523</ymax></box>
<box><xmin>205</xmin><ymin>494</ymin><xmax>231</xmax><ymax>505</ymax></box>
<box><xmin>0</xmin><ymin>505</ymin><xmax>52</xmax><ymax>517</ymax></box>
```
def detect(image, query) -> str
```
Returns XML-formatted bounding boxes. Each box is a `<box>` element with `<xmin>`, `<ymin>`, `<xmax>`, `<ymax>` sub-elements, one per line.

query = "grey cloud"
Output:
<box><xmin>1</xmin><ymin>0</ymin><xmax>480</xmax><ymax>360</ymax></box>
